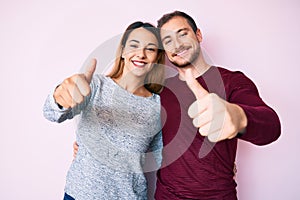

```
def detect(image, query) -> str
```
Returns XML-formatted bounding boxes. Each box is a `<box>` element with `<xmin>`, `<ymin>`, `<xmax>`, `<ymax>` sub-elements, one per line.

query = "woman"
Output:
<box><xmin>43</xmin><ymin>21</ymin><xmax>165</xmax><ymax>200</ymax></box>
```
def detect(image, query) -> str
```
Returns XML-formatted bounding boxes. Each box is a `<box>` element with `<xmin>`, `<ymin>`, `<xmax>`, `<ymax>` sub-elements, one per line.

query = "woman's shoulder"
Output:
<box><xmin>93</xmin><ymin>73</ymin><xmax>110</xmax><ymax>82</ymax></box>
<box><xmin>91</xmin><ymin>74</ymin><xmax>115</xmax><ymax>88</ymax></box>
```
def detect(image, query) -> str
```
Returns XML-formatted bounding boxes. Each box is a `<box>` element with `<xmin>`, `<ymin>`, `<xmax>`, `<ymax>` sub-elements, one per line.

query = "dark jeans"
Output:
<box><xmin>63</xmin><ymin>193</ymin><xmax>75</xmax><ymax>200</ymax></box>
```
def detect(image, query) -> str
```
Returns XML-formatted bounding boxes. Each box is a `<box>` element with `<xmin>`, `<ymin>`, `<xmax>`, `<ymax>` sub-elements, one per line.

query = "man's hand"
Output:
<box><xmin>184</xmin><ymin>68</ymin><xmax>247</xmax><ymax>142</ymax></box>
<box><xmin>54</xmin><ymin>59</ymin><xmax>97</xmax><ymax>109</ymax></box>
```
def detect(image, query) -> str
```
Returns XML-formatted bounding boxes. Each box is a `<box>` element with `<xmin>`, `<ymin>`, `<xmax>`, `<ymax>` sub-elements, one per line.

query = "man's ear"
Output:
<box><xmin>196</xmin><ymin>28</ymin><xmax>203</xmax><ymax>43</ymax></box>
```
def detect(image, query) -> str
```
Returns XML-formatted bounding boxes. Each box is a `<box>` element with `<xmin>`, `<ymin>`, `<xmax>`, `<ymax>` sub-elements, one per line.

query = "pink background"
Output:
<box><xmin>0</xmin><ymin>0</ymin><xmax>299</xmax><ymax>199</ymax></box>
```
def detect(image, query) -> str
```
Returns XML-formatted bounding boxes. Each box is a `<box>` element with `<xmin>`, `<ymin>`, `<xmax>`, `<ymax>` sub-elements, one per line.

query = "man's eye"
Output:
<box><xmin>179</xmin><ymin>32</ymin><xmax>187</xmax><ymax>37</ymax></box>
<box><xmin>164</xmin><ymin>40</ymin><xmax>171</xmax><ymax>45</ymax></box>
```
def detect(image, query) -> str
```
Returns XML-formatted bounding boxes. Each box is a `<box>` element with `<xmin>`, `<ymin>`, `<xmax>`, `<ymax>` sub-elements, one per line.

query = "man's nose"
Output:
<box><xmin>173</xmin><ymin>36</ymin><xmax>183</xmax><ymax>49</ymax></box>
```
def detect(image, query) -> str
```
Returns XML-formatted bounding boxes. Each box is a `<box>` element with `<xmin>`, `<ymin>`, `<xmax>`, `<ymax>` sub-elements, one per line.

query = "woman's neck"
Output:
<box><xmin>113</xmin><ymin>73</ymin><xmax>151</xmax><ymax>97</ymax></box>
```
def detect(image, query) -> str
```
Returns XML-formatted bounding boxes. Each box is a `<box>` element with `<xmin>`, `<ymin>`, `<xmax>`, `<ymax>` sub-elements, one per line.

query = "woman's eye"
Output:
<box><xmin>146</xmin><ymin>48</ymin><xmax>156</xmax><ymax>52</ymax></box>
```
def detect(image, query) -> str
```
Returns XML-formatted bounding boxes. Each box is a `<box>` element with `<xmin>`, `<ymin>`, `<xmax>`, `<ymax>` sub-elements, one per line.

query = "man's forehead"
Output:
<box><xmin>160</xmin><ymin>17</ymin><xmax>191</xmax><ymax>35</ymax></box>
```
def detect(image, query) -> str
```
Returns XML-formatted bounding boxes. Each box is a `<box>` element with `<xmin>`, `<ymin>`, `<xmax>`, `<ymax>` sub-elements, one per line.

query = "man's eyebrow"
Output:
<box><xmin>161</xmin><ymin>35</ymin><xmax>171</xmax><ymax>42</ymax></box>
<box><xmin>177</xmin><ymin>28</ymin><xmax>188</xmax><ymax>33</ymax></box>
<box><xmin>161</xmin><ymin>28</ymin><xmax>189</xmax><ymax>42</ymax></box>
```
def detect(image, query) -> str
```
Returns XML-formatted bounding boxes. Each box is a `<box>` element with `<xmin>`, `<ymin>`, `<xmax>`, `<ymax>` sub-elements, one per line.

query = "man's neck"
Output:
<box><xmin>178</xmin><ymin>56</ymin><xmax>211</xmax><ymax>81</ymax></box>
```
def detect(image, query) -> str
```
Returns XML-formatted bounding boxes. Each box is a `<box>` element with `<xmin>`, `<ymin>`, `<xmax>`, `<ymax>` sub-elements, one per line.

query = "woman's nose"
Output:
<box><xmin>136</xmin><ymin>48</ymin><xmax>146</xmax><ymax>58</ymax></box>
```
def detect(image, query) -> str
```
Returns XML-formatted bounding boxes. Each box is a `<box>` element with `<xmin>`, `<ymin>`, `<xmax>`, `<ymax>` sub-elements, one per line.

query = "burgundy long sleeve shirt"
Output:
<box><xmin>155</xmin><ymin>66</ymin><xmax>281</xmax><ymax>200</ymax></box>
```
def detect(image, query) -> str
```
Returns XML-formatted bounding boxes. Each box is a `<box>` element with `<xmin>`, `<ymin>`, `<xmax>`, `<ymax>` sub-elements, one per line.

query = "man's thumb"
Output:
<box><xmin>185</xmin><ymin>68</ymin><xmax>208</xmax><ymax>100</ymax></box>
<box><xmin>84</xmin><ymin>58</ymin><xmax>97</xmax><ymax>83</ymax></box>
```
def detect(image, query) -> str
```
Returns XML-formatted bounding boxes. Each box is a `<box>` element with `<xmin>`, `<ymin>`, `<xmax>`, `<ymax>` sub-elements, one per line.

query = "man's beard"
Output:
<box><xmin>170</xmin><ymin>45</ymin><xmax>201</xmax><ymax>68</ymax></box>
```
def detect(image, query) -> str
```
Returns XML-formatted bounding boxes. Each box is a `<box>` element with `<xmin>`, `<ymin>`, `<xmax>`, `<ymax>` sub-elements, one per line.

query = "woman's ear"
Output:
<box><xmin>121</xmin><ymin>46</ymin><xmax>125</xmax><ymax>59</ymax></box>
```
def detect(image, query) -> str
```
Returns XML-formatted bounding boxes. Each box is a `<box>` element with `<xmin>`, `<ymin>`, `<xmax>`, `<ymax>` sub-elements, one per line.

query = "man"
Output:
<box><xmin>73</xmin><ymin>11</ymin><xmax>281</xmax><ymax>199</ymax></box>
<box><xmin>154</xmin><ymin>11</ymin><xmax>281</xmax><ymax>199</ymax></box>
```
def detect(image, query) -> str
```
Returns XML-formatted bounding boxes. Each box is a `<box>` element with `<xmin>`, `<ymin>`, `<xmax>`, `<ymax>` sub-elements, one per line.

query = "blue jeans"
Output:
<box><xmin>63</xmin><ymin>193</ymin><xmax>75</xmax><ymax>200</ymax></box>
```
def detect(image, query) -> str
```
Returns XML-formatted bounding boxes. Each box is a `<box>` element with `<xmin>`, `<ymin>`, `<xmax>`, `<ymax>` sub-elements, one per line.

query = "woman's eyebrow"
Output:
<box><xmin>147</xmin><ymin>43</ymin><xmax>158</xmax><ymax>47</ymax></box>
<box><xmin>129</xmin><ymin>40</ymin><xmax>158</xmax><ymax>47</ymax></box>
<box><xmin>129</xmin><ymin>39</ymin><xmax>139</xmax><ymax>43</ymax></box>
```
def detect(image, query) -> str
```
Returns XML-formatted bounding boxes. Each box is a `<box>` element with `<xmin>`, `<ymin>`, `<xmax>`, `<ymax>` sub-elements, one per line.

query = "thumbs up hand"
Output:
<box><xmin>53</xmin><ymin>59</ymin><xmax>97</xmax><ymax>109</ymax></box>
<box><xmin>183</xmin><ymin>68</ymin><xmax>247</xmax><ymax>142</ymax></box>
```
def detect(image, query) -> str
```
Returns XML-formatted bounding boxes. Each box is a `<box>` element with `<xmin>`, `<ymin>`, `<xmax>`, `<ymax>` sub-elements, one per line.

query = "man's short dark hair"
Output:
<box><xmin>157</xmin><ymin>10</ymin><xmax>198</xmax><ymax>33</ymax></box>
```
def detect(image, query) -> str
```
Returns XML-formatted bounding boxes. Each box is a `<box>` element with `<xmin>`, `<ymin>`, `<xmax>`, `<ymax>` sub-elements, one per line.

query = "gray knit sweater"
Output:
<box><xmin>43</xmin><ymin>74</ymin><xmax>162</xmax><ymax>200</ymax></box>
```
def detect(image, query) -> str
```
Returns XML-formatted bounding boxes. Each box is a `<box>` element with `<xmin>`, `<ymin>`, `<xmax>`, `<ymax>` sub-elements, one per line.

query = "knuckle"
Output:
<box><xmin>71</xmin><ymin>74</ymin><xmax>82</xmax><ymax>84</ymax></box>
<box><xmin>193</xmin><ymin>118</ymin><xmax>199</xmax><ymax>127</ymax></box>
<box><xmin>198</xmin><ymin>128</ymin><xmax>207</xmax><ymax>136</ymax></box>
<box><xmin>228</xmin><ymin>124</ymin><xmax>237</xmax><ymax>134</ymax></box>
<box><xmin>64</xmin><ymin>77</ymin><xmax>71</xmax><ymax>84</ymax></box>
<box><xmin>76</xmin><ymin>95</ymin><xmax>84</xmax><ymax>104</ymax></box>
<box><xmin>84</xmin><ymin>87</ymin><xmax>91</xmax><ymax>96</ymax></box>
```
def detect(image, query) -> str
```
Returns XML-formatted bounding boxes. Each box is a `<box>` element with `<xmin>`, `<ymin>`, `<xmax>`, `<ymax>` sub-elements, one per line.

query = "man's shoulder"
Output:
<box><xmin>164</xmin><ymin>74</ymin><xmax>180</xmax><ymax>85</ymax></box>
<box><xmin>214</xmin><ymin>66</ymin><xmax>257</xmax><ymax>91</ymax></box>
<box><xmin>214</xmin><ymin>66</ymin><xmax>248</xmax><ymax>80</ymax></box>
<box><xmin>215</xmin><ymin>66</ymin><xmax>242</xmax><ymax>75</ymax></box>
